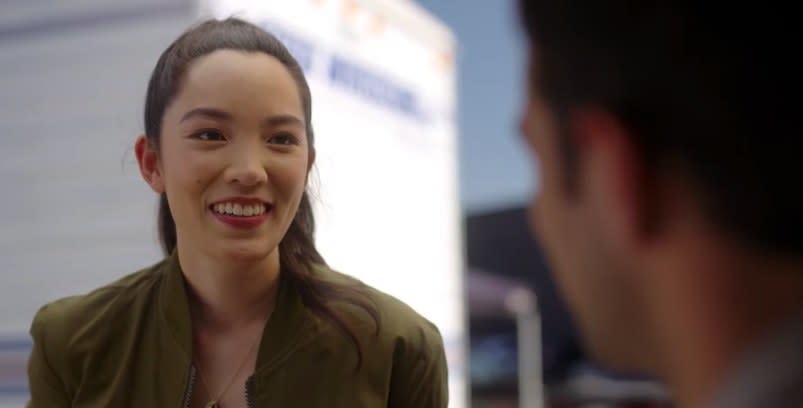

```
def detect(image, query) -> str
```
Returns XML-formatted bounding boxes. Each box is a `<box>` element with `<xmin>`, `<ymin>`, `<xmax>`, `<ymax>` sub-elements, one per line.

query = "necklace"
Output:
<box><xmin>195</xmin><ymin>336</ymin><xmax>260</xmax><ymax>408</ymax></box>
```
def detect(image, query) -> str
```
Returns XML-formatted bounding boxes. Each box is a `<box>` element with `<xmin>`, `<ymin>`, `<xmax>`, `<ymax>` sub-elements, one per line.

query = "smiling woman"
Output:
<box><xmin>26</xmin><ymin>18</ymin><xmax>447</xmax><ymax>408</ymax></box>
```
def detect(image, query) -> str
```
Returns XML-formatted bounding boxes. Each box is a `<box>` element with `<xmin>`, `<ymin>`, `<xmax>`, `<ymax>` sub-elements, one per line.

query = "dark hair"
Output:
<box><xmin>144</xmin><ymin>17</ymin><xmax>379</xmax><ymax>367</ymax></box>
<box><xmin>519</xmin><ymin>2</ymin><xmax>802</xmax><ymax>255</ymax></box>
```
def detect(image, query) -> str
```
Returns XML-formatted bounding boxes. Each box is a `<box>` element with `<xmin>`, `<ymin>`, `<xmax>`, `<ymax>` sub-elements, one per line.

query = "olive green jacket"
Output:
<box><xmin>27</xmin><ymin>253</ymin><xmax>448</xmax><ymax>407</ymax></box>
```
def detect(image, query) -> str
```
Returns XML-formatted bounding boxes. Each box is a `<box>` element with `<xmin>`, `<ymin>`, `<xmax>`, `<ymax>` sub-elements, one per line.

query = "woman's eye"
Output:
<box><xmin>269</xmin><ymin>133</ymin><xmax>296</xmax><ymax>145</ymax></box>
<box><xmin>193</xmin><ymin>130</ymin><xmax>225</xmax><ymax>141</ymax></box>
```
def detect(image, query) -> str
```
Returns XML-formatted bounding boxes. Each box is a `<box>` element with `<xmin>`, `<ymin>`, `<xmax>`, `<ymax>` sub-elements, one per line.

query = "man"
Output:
<box><xmin>516</xmin><ymin>2</ymin><xmax>802</xmax><ymax>407</ymax></box>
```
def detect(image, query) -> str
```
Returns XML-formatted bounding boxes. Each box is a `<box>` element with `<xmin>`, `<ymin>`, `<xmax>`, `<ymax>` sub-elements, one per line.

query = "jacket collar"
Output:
<box><xmin>158</xmin><ymin>251</ymin><xmax>193</xmax><ymax>360</ymax></box>
<box><xmin>157</xmin><ymin>251</ymin><xmax>321</xmax><ymax>374</ymax></box>
<box><xmin>155</xmin><ymin>252</ymin><xmax>194</xmax><ymax>406</ymax></box>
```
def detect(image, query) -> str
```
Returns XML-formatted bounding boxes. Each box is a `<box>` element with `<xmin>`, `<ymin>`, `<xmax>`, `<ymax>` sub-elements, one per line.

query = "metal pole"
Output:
<box><xmin>505</xmin><ymin>288</ymin><xmax>543</xmax><ymax>408</ymax></box>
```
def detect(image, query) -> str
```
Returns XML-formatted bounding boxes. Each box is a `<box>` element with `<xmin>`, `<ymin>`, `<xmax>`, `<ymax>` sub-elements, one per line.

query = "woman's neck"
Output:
<box><xmin>177</xmin><ymin>244</ymin><xmax>281</xmax><ymax>333</ymax></box>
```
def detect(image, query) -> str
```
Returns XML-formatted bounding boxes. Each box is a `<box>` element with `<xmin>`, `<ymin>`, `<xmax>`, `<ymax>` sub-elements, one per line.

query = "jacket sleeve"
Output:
<box><xmin>27</xmin><ymin>305</ymin><xmax>71</xmax><ymax>408</ymax></box>
<box><xmin>388</xmin><ymin>325</ymin><xmax>449</xmax><ymax>408</ymax></box>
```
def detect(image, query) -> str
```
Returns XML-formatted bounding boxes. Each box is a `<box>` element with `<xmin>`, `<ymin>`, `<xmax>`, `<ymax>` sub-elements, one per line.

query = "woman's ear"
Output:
<box><xmin>134</xmin><ymin>135</ymin><xmax>165</xmax><ymax>193</ymax></box>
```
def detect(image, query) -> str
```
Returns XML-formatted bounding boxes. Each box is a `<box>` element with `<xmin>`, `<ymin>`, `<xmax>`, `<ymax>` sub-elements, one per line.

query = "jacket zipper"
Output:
<box><xmin>245</xmin><ymin>377</ymin><xmax>256</xmax><ymax>408</ymax></box>
<box><xmin>182</xmin><ymin>365</ymin><xmax>197</xmax><ymax>408</ymax></box>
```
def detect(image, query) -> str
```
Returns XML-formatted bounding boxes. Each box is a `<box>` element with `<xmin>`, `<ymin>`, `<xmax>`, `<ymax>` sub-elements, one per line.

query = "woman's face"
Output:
<box><xmin>138</xmin><ymin>49</ymin><xmax>311</xmax><ymax>263</ymax></box>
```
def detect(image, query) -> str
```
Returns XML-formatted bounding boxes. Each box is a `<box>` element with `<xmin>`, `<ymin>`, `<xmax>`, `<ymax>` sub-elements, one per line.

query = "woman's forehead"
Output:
<box><xmin>173</xmin><ymin>49</ymin><xmax>304</xmax><ymax>118</ymax></box>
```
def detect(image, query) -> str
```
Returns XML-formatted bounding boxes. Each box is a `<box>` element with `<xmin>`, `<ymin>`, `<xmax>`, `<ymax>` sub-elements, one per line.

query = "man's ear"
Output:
<box><xmin>570</xmin><ymin>108</ymin><xmax>651</xmax><ymax>251</ymax></box>
<box><xmin>134</xmin><ymin>135</ymin><xmax>165</xmax><ymax>193</ymax></box>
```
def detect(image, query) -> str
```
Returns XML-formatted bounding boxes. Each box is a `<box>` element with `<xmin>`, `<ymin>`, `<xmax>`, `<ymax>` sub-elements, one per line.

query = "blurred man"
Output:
<box><xmin>517</xmin><ymin>2</ymin><xmax>802</xmax><ymax>407</ymax></box>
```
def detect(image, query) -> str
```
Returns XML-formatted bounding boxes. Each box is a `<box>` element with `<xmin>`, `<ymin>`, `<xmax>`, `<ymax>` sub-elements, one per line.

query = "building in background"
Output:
<box><xmin>0</xmin><ymin>0</ymin><xmax>465</xmax><ymax>406</ymax></box>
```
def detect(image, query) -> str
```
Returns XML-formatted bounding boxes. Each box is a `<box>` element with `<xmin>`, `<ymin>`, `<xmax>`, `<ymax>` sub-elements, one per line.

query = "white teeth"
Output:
<box><xmin>211</xmin><ymin>202</ymin><xmax>267</xmax><ymax>217</ymax></box>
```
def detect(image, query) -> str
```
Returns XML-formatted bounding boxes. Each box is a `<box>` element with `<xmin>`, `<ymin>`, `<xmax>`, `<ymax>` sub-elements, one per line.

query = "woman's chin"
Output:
<box><xmin>215</xmin><ymin>241</ymin><xmax>277</xmax><ymax>264</ymax></box>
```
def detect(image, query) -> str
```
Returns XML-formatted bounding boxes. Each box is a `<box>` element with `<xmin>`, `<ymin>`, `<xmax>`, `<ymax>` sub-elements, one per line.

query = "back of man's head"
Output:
<box><xmin>520</xmin><ymin>2</ymin><xmax>801</xmax><ymax>254</ymax></box>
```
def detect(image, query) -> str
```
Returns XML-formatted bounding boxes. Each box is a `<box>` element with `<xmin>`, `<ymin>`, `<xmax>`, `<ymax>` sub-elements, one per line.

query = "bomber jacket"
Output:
<box><xmin>26</xmin><ymin>252</ymin><xmax>448</xmax><ymax>407</ymax></box>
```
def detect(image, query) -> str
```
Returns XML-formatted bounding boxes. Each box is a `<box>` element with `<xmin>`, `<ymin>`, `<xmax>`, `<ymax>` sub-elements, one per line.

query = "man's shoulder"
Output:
<box><xmin>712</xmin><ymin>314</ymin><xmax>803</xmax><ymax>408</ymax></box>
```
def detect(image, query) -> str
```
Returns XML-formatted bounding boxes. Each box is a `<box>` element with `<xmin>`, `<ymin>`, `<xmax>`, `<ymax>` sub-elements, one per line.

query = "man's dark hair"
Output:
<box><xmin>519</xmin><ymin>2</ymin><xmax>801</xmax><ymax>255</ymax></box>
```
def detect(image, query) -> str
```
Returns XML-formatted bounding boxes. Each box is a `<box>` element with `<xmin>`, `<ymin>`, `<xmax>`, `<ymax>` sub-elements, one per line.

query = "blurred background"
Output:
<box><xmin>0</xmin><ymin>0</ymin><xmax>671</xmax><ymax>407</ymax></box>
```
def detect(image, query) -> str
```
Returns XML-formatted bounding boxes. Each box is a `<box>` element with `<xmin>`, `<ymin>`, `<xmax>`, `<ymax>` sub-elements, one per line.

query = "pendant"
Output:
<box><xmin>204</xmin><ymin>401</ymin><xmax>219</xmax><ymax>408</ymax></box>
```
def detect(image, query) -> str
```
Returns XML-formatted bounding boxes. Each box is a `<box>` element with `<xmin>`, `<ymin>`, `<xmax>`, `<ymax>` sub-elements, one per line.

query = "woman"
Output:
<box><xmin>27</xmin><ymin>18</ymin><xmax>447</xmax><ymax>408</ymax></box>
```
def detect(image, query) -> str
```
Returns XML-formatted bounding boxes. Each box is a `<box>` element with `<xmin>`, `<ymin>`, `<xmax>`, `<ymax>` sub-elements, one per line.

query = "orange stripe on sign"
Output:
<box><xmin>370</xmin><ymin>15</ymin><xmax>385</xmax><ymax>36</ymax></box>
<box><xmin>437</xmin><ymin>50</ymin><xmax>455</xmax><ymax>72</ymax></box>
<box><xmin>342</xmin><ymin>0</ymin><xmax>358</xmax><ymax>20</ymax></box>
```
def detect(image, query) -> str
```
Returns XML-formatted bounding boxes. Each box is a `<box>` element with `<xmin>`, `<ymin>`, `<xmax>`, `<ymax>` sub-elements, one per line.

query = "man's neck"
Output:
<box><xmin>647</xmin><ymin>237</ymin><xmax>803</xmax><ymax>408</ymax></box>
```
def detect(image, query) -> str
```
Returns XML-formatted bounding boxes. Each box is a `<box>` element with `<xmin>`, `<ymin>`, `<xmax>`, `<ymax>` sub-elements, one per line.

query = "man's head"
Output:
<box><xmin>517</xmin><ymin>2</ymin><xmax>802</xmax><ymax>371</ymax></box>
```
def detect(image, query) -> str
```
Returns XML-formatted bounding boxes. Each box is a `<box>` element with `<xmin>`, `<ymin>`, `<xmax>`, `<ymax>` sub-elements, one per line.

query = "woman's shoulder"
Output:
<box><xmin>312</xmin><ymin>265</ymin><xmax>443</xmax><ymax>346</ymax></box>
<box><xmin>312</xmin><ymin>266</ymin><xmax>448</xmax><ymax>404</ymax></box>
<box><xmin>30</xmin><ymin>258</ymin><xmax>169</xmax><ymax>350</ymax></box>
